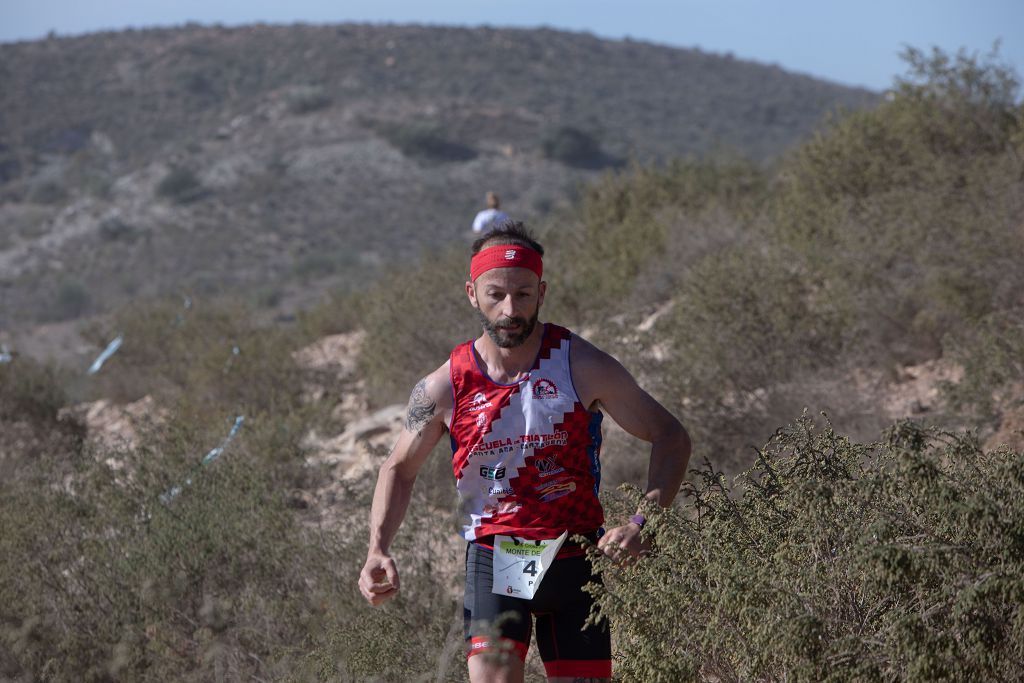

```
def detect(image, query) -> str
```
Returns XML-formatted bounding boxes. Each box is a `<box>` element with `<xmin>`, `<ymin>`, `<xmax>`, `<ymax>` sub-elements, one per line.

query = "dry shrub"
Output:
<box><xmin>589</xmin><ymin>416</ymin><xmax>1024</xmax><ymax>682</ymax></box>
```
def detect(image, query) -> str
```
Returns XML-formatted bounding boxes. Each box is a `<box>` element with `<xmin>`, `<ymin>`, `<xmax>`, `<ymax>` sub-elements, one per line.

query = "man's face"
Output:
<box><xmin>466</xmin><ymin>267</ymin><xmax>546</xmax><ymax>349</ymax></box>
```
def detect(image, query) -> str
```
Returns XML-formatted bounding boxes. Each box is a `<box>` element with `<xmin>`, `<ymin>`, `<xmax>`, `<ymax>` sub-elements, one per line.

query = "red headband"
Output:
<box><xmin>470</xmin><ymin>244</ymin><xmax>543</xmax><ymax>281</ymax></box>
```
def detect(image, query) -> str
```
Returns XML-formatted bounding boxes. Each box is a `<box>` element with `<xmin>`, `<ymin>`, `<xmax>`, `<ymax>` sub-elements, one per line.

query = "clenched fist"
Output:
<box><xmin>359</xmin><ymin>554</ymin><xmax>400</xmax><ymax>606</ymax></box>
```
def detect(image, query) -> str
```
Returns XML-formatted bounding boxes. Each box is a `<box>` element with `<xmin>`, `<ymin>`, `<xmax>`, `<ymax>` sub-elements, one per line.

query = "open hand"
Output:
<box><xmin>597</xmin><ymin>523</ymin><xmax>651</xmax><ymax>564</ymax></box>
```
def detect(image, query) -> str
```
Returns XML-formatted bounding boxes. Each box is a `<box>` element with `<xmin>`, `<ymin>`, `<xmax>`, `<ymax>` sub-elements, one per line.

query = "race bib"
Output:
<box><xmin>491</xmin><ymin>531</ymin><xmax>568</xmax><ymax>599</ymax></box>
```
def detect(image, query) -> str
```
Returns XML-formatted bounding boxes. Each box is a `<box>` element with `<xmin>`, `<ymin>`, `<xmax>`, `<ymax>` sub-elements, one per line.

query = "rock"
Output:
<box><xmin>302</xmin><ymin>403</ymin><xmax>404</xmax><ymax>480</ymax></box>
<box><xmin>347</xmin><ymin>404</ymin><xmax>405</xmax><ymax>441</ymax></box>
<box><xmin>292</xmin><ymin>330</ymin><xmax>365</xmax><ymax>377</ymax></box>
<box><xmin>59</xmin><ymin>394</ymin><xmax>166</xmax><ymax>456</ymax></box>
<box><xmin>286</xmin><ymin>489</ymin><xmax>316</xmax><ymax>510</ymax></box>
<box><xmin>637</xmin><ymin>300</ymin><xmax>675</xmax><ymax>332</ymax></box>
<box><xmin>882</xmin><ymin>359</ymin><xmax>963</xmax><ymax>419</ymax></box>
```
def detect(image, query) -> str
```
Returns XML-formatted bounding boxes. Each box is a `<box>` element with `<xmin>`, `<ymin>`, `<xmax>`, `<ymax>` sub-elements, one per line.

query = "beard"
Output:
<box><xmin>476</xmin><ymin>306</ymin><xmax>540</xmax><ymax>349</ymax></box>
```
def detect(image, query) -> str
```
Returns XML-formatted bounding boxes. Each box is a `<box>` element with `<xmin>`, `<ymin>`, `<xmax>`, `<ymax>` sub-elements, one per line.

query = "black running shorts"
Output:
<box><xmin>463</xmin><ymin>539</ymin><xmax>612</xmax><ymax>678</ymax></box>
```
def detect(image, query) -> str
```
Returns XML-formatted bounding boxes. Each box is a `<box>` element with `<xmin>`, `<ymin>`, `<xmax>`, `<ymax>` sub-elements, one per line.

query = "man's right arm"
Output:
<box><xmin>358</xmin><ymin>364</ymin><xmax>451</xmax><ymax>606</ymax></box>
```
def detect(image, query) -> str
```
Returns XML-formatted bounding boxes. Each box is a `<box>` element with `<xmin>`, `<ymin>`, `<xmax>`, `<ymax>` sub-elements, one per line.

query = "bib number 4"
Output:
<box><xmin>491</xmin><ymin>531</ymin><xmax>568</xmax><ymax>599</ymax></box>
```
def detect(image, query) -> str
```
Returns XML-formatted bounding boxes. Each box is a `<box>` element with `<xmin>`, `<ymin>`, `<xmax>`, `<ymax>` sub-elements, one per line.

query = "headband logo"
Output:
<box><xmin>471</xmin><ymin>244</ymin><xmax>543</xmax><ymax>281</ymax></box>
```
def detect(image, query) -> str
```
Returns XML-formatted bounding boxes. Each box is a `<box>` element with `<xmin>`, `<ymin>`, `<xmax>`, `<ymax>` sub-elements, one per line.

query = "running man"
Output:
<box><xmin>472</xmin><ymin>191</ymin><xmax>510</xmax><ymax>233</ymax></box>
<box><xmin>358</xmin><ymin>222</ymin><xmax>691</xmax><ymax>682</ymax></box>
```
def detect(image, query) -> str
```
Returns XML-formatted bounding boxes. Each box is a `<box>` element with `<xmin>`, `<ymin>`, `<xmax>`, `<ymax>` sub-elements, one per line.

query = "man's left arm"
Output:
<box><xmin>573</xmin><ymin>338</ymin><xmax>692</xmax><ymax>559</ymax></box>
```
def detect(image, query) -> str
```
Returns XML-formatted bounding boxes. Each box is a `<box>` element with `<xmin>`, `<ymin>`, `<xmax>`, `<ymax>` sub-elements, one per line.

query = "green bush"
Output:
<box><xmin>28</xmin><ymin>179</ymin><xmax>67</xmax><ymax>204</ymax></box>
<box><xmin>543</xmin><ymin>158</ymin><xmax>767</xmax><ymax>326</ymax></box>
<box><xmin>155</xmin><ymin>167</ymin><xmax>207</xmax><ymax>204</ymax></box>
<box><xmin>291</xmin><ymin>247</ymin><xmax>359</xmax><ymax>282</ymax></box>
<box><xmin>375</xmin><ymin>123</ymin><xmax>478</xmax><ymax>163</ymax></box>
<box><xmin>650</xmin><ymin>244</ymin><xmax>847</xmax><ymax>459</ymax></box>
<box><xmin>354</xmin><ymin>247</ymin><xmax>477</xmax><ymax>405</ymax></box>
<box><xmin>254</xmin><ymin>286</ymin><xmax>283</xmax><ymax>309</ymax></box>
<box><xmin>0</xmin><ymin>410</ymin><xmax>346</xmax><ymax>681</ymax></box>
<box><xmin>98</xmin><ymin>216</ymin><xmax>137</xmax><ymax>242</ymax></box>
<box><xmin>541</xmin><ymin>126</ymin><xmax>619</xmax><ymax>169</ymax></box>
<box><xmin>51</xmin><ymin>278</ymin><xmax>92</xmax><ymax>320</ymax></box>
<box><xmin>296</xmin><ymin>288</ymin><xmax>363</xmax><ymax>339</ymax></box>
<box><xmin>942</xmin><ymin>308</ymin><xmax>1024</xmax><ymax>420</ymax></box>
<box><xmin>0</xmin><ymin>293</ymin><xmax>370</xmax><ymax>681</ymax></box>
<box><xmin>81</xmin><ymin>304</ymin><xmax>302</xmax><ymax>410</ymax></box>
<box><xmin>298</xmin><ymin>461</ymin><xmax>465</xmax><ymax>682</ymax></box>
<box><xmin>286</xmin><ymin>85</ymin><xmax>332</xmax><ymax>114</ymax></box>
<box><xmin>0</xmin><ymin>355</ymin><xmax>83</xmax><ymax>487</ymax></box>
<box><xmin>589</xmin><ymin>416</ymin><xmax>1024</xmax><ymax>681</ymax></box>
<box><xmin>595</xmin><ymin>47</ymin><xmax>1023</xmax><ymax>465</ymax></box>
<box><xmin>0</xmin><ymin>356</ymin><xmax>68</xmax><ymax>424</ymax></box>
<box><xmin>771</xmin><ymin>46</ymin><xmax>1024</xmax><ymax>364</ymax></box>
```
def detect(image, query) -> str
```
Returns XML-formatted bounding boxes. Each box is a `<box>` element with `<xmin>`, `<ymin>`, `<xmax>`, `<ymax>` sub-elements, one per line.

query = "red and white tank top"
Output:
<box><xmin>448</xmin><ymin>323</ymin><xmax>604</xmax><ymax>541</ymax></box>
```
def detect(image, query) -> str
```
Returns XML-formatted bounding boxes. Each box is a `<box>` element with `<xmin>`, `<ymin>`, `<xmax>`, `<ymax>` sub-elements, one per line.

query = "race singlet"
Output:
<box><xmin>491</xmin><ymin>531</ymin><xmax>568</xmax><ymax>599</ymax></box>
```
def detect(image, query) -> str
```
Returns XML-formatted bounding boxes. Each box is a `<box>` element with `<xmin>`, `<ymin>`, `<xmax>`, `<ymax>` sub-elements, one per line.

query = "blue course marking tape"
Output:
<box><xmin>160</xmin><ymin>415</ymin><xmax>246</xmax><ymax>504</ymax></box>
<box><xmin>202</xmin><ymin>415</ymin><xmax>245</xmax><ymax>465</ymax></box>
<box><xmin>87</xmin><ymin>335</ymin><xmax>123</xmax><ymax>375</ymax></box>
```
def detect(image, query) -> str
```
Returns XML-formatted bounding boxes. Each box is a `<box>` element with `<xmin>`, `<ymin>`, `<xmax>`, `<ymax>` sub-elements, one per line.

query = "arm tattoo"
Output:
<box><xmin>405</xmin><ymin>378</ymin><xmax>436</xmax><ymax>434</ymax></box>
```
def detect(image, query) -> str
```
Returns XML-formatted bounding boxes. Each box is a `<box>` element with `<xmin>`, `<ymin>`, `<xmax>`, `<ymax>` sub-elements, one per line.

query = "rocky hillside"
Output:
<box><xmin>2</xmin><ymin>44</ymin><xmax>1021</xmax><ymax>682</ymax></box>
<box><xmin>0</xmin><ymin>24</ymin><xmax>877</xmax><ymax>332</ymax></box>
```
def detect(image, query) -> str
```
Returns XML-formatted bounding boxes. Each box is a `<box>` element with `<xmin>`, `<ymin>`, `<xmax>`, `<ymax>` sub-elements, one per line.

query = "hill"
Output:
<box><xmin>1</xmin><ymin>46</ymin><xmax>1022</xmax><ymax>681</ymax></box>
<box><xmin>0</xmin><ymin>23</ymin><xmax>876</xmax><ymax>332</ymax></box>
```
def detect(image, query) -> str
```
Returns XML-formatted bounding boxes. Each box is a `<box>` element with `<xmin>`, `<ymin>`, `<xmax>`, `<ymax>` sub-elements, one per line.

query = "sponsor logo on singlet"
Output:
<box><xmin>469</xmin><ymin>431</ymin><xmax>569</xmax><ymax>458</ymax></box>
<box><xmin>488</xmin><ymin>485</ymin><xmax>515</xmax><ymax>496</ymax></box>
<box><xmin>471</xmin><ymin>437</ymin><xmax>513</xmax><ymax>456</ymax></box>
<box><xmin>534</xmin><ymin>455</ymin><xmax>565</xmax><ymax>478</ymax></box>
<box><xmin>536</xmin><ymin>479</ymin><xmax>576</xmax><ymax>502</ymax></box>
<box><xmin>480</xmin><ymin>465</ymin><xmax>506</xmax><ymax>480</ymax></box>
<box><xmin>468</xmin><ymin>392</ymin><xmax>493</xmax><ymax>412</ymax></box>
<box><xmin>476</xmin><ymin>412</ymin><xmax>489</xmax><ymax>429</ymax></box>
<box><xmin>520</xmin><ymin>431</ymin><xmax>568</xmax><ymax>448</ymax></box>
<box><xmin>533</xmin><ymin>379</ymin><xmax>558</xmax><ymax>399</ymax></box>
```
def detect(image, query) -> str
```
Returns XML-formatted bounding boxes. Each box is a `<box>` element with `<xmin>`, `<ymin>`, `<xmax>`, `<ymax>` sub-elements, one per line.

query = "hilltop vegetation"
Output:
<box><xmin>596</xmin><ymin>417</ymin><xmax>1024</xmax><ymax>681</ymax></box>
<box><xmin>1</xmin><ymin>48</ymin><xmax>1023</xmax><ymax>681</ymax></box>
<box><xmin>344</xmin><ymin>46</ymin><xmax>1024</xmax><ymax>469</ymax></box>
<box><xmin>0</xmin><ymin>23</ymin><xmax>874</xmax><ymax>332</ymax></box>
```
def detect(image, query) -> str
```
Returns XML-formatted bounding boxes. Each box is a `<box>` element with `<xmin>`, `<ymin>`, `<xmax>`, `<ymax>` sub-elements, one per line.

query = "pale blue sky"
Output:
<box><xmin>1</xmin><ymin>0</ymin><xmax>1021</xmax><ymax>91</ymax></box>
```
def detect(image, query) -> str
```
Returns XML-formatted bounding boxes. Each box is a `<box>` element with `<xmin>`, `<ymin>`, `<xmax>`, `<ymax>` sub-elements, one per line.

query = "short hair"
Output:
<box><xmin>486</xmin><ymin>191</ymin><xmax>500</xmax><ymax>209</ymax></box>
<box><xmin>471</xmin><ymin>220</ymin><xmax>545</xmax><ymax>256</ymax></box>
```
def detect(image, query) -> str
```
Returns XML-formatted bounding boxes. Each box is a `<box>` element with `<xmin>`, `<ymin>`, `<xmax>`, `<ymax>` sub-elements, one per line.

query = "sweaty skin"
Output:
<box><xmin>358</xmin><ymin>264</ymin><xmax>692</xmax><ymax>682</ymax></box>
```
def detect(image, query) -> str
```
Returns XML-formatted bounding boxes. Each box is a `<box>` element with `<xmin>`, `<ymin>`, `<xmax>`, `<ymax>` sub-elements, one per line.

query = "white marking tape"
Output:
<box><xmin>87</xmin><ymin>335</ymin><xmax>123</xmax><ymax>375</ymax></box>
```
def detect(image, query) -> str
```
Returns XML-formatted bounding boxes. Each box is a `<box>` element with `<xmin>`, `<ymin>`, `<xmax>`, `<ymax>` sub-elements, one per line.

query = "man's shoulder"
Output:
<box><xmin>566</xmin><ymin>332</ymin><xmax>627</xmax><ymax>409</ymax></box>
<box><xmin>417</xmin><ymin>360</ymin><xmax>454</xmax><ymax>409</ymax></box>
<box><xmin>568</xmin><ymin>331</ymin><xmax>613</xmax><ymax>366</ymax></box>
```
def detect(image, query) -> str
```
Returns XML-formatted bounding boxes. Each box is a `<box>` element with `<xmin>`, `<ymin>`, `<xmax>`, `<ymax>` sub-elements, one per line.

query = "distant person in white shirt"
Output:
<box><xmin>471</xmin><ymin>191</ymin><xmax>510</xmax><ymax>233</ymax></box>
